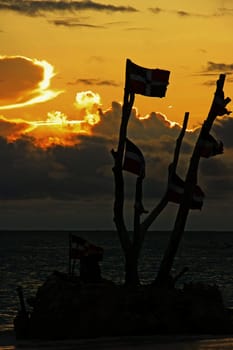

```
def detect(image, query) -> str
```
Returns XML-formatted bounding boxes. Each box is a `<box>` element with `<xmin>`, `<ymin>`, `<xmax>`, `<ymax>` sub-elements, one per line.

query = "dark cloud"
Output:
<box><xmin>212</xmin><ymin>116</ymin><xmax>233</xmax><ymax>149</ymax></box>
<box><xmin>214</xmin><ymin>7</ymin><xmax>233</xmax><ymax>17</ymax></box>
<box><xmin>68</xmin><ymin>78</ymin><xmax>119</xmax><ymax>87</ymax></box>
<box><xmin>105</xmin><ymin>21</ymin><xmax>128</xmax><ymax>26</ymax></box>
<box><xmin>0</xmin><ymin>116</ymin><xmax>32</xmax><ymax>138</ymax></box>
<box><xmin>200</xmin><ymin>156</ymin><xmax>233</xmax><ymax>200</ymax></box>
<box><xmin>148</xmin><ymin>7</ymin><xmax>208</xmax><ymax>18</ymax></box>
<box><xmin>0</xmin><ymin>134</ymin><xmax>112</xmax><ymax>200</ymax></box>
<box><xmin>0</xmin><ymin>103</ymin><xmax>187</xmax><ymax>203</ymax></box>
<box><xmin>0</xmin><ymin>56</ymin><xmax>43</xmax><ymax>104</ymax></box>
<box><xmin>202</xmin><ymin>78</ymin><xmax>233</xmax><ymax>86</ymax></box>
<box><xmin>1</xmin><ymin>104</ymin><xmax>233</xmax><ymax>229</ymax></box>
<box><xmin>200</xmin><ymin>157</ymin><xmax>229</xmax><ymax>179</ymax></box>
<box><xmin>0</xmin><ymin>197</ymin><xmax>115</xmax><ymax>230</ymax></box>
<box><xmin>0</xmin><ymin>0</ymin><xmax>138</xmax><ymax>17</ymax></box>
<box><xmin>195</xmin><ymin>61</ymin><xmax>233</xmax><ymax>85</ymax></box>
<box><xmin>148</xmin><ymin>7</ymin><xmax>162</xmax><ymax>14</ymax></box>
<box><xmin>148</xmin><ymin>7</ymin><xmax>233</xmax><ymax>18</ymax></box>
<box><xmin>205</xmin><ymin>61</ymin><xmax>233</xmax><ymax>73</ymax></box>
<box><xmin>0</xmin><ymin>55</ymin><xmax>60</xmax><ymax>109</ymax></box>
<box><xmin>50</xmin><ymin>19</ymin><xmax>105</xmax><ymax>28</ymax></box>
<box><xmin>175</xmin><ymin>10</ymin><xmax>207</xmax><ymax>18</ymax></box>
<box><xmin>176</xmin><ymin>10</ymin><xmax>190</xmax><ymax>17</ymax></box>
<box><xmin>203</xmin><ymin>80</ymin><xmax>219</xmax><ymax>87</ymax></box>
<box><xmin>124</xmin><ymin>27</ymin><xmax>149</xmax><ymax>31</ymax></box>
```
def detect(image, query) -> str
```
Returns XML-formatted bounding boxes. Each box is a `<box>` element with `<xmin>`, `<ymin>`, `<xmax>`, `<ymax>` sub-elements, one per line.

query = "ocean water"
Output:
<box><xmin>1</xmin><ymin>230</ymin><xmax>233</xmax><ymax>336</ymax></box>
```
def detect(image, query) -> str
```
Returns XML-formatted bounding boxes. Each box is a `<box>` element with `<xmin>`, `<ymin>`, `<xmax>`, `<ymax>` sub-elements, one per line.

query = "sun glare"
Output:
<box><xmin>75</xmin><ymin>91</ymin><xmax>101</xmax><ymax>108</ymax></box>
<box><xmin>84</xmin><ymin>113</ymin><xmax>100</xmax><ymax>125</ymax></box>
<box><xmin>37</xmin><ymin>59</ymin><xmax>55</xmax><ymax>90</ymax></box>
<box><xmin>31</xmin><ymin>111</ymin><xmax>84</xmax><ymax>127</ymax></box>
<box><xmin>1</xmin><ymin>89</ymin><xmax>103</xmax><ymax>149</ymax></box>
<box><xmin>0</xmin><ymin>56</ymin><xmax>62</xmax><ymax>110</ymax></box>
<box><xmin>139</xmin><ymin>111</ymin><xmax>181</xmax><ymax>128</ymax></box>
<box><xmin>138</xmin><ymin>114</ymin><xmax>150</xmax><ymax>120</ymax></box>
<box><xmin>25</xmin><ymin>91</ymin><xmax>103</xmax><ymax>148</ymax></box>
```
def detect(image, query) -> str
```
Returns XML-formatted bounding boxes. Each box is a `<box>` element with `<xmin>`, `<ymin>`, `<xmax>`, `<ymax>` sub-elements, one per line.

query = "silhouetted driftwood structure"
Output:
<box><xmin>112</xmin><ymin>60</ymin><xmax>231</xmax><ymax>287</ymax></box>
<box><xmin>14</xmin><ymin>65</ymin><xmax>233</xmax><ymax>341</ymax></box>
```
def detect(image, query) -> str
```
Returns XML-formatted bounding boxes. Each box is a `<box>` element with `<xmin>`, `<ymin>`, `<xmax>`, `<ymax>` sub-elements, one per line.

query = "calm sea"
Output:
<box><xmin>1</xmin><ymin>230</ymin><xmax>233</xmax><ymax>336</ymax></box>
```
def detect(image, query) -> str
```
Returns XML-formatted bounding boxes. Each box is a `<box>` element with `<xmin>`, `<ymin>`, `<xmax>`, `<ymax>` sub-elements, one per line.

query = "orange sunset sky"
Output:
<box><xmin>0</xmin><ymin>0</ymin><xmax>233</xmax><ymax>231</ymax></box>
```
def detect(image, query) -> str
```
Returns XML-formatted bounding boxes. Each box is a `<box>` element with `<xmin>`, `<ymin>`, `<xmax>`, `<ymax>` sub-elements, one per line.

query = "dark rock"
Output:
<box><xmin>14</xmin><ymin>271</ymin><xmax>233</xmax><ymax>340</ymax></box>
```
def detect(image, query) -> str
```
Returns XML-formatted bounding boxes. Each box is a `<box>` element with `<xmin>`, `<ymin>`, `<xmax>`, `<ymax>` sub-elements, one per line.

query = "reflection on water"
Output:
<box><xmin>2</xmin><ymin>335</ymin><xmax>233</xmax><ymax>350</ymax></box>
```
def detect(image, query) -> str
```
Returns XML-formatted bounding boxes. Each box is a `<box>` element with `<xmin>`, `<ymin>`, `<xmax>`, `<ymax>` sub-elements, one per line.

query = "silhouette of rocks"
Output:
<box><xmin>14</xmin><ymin>271</ymin><xmax>233</xmax><ymax>340</ymax></box>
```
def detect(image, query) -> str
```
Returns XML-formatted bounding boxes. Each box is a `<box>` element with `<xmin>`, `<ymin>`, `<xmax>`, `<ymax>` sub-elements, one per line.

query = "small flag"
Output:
<box><xmin>167</xmin><ymin>173</ymin><xmax>204</xmax><ymax>210</ymax></box>
<box><xmin>126</xmin><ymin>59</ymin><xmax>170</xmax><ymax>98</ymax></box>
<box><xmin>212</xmin><ymin>94</ymin><xmax>231</xmax><ymax>116</ymax></box>
<box><xmin>199</xmin><ymin>133</ymin><xmax>223</xmax><ymax>158</ymax></box>
<box><xmin>70</xmin><ymin>235</ymin><xmax>103</xmax><ymax>260</ymax></box>
<box><xmin>123</xmin><ymin>138</ymin><xmax>145</xmax><ymax>177</ymax></box>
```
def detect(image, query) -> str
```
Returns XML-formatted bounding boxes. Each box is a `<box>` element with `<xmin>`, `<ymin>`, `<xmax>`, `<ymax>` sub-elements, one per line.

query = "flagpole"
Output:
<box><xmin>133</xmin><ymin>175</ymin><xmax>143</xmax><ymax>251</ymax></box>
<box><xmin>117</xmin><ymin>59</ymin><xmax>135</xmax><ymax>161</ymax></box>
<box><xmin>71</xmin><ymin>259</ymin><xmax>76</xmax><ymax>276</ymax></box>
<box><xmin>140</xmin><ymin>112</ymin><xmax>189</xmax><ymax>233</ymax></box>
<box><xmin>111</xmin><ymin>59</ymin><xmax>135</xmax><ymax>252</ymax></box>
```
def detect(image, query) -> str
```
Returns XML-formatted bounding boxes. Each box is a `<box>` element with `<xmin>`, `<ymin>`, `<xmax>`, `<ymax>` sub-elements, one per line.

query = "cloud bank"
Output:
<box><xmin>0</xmin><ymin>101</ymin><xmax>232</xmax><ymax>206</ymax></box>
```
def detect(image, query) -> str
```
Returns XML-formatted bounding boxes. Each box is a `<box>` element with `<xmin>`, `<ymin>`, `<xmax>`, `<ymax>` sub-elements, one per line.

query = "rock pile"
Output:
<box><xmin>14</xmin><ymin>271</ymin><xmax>233</xmax><ymax>340</ymax></box>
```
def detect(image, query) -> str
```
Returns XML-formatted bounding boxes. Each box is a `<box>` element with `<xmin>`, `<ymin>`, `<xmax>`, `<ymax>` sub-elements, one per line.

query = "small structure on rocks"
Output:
<box><xmin>68</xmin><ymin>234</ymin><xmax>104</xmax><ymax>283</ymax></box>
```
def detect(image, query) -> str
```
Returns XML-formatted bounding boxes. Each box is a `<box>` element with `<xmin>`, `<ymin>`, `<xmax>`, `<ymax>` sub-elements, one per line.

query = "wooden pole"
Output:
<box><xmin>133</xmin><ymin>176</ymin><xmax>144</xmax><ymax>254</ymax></box>
<box><xmin>68</xmin><ymin>233</ymin><xmax>72</xmax><ymax>275</ymax></box>
<box><xmin>171</xmin><ymin>112</ymin><xmax>189</xmax><ymax>174</ymax></box>
<box><xmin>140</xmin><ymin>112</ymin><xmax>189</xmax><ymax>233</ymax></box>
<box><xmin>16</xmin><ymin>286</ymin><xmax>27</xmax><ymax>315</ymax></box>
<box><xmin>112</xmin><ymin>59</ymin><xmax>135</xmax><ymax>253</ymax></box>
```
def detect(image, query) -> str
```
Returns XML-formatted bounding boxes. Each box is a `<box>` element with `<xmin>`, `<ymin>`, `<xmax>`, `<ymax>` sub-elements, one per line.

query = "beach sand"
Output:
<box><xmin>1</xmin><ymin>332</ymin><xmax>233</xmax><ymax>350</ymax></box>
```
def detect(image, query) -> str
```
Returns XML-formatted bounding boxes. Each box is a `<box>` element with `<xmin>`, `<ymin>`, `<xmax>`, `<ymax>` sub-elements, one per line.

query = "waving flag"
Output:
<box><xmin>123</xmin><ymin>138</ymin><xmax>145</xmax><ymax>177</ymax></box>
<box><xmin>199</xmin><ymin>132</ymin><xmax>223</xmax><ymax>158</ymax></box>
<box><xmin>70</xmin><ymin>234</ymin><xmax>103</xmax><ymax>260</ymax></box>
<box><xmin>167</xmin><ymin>173</ymin><xmax>204</xmax><ymax>210</ymax></box>
<box><xmin>212</xmin><ymin>94</ymin><xmax>231</xmax><ymax>116</ymax></box>
<box><xmin>126</xmin><ymin>59</ymin><xmax>170</xmax><ymax>97</ymax></box>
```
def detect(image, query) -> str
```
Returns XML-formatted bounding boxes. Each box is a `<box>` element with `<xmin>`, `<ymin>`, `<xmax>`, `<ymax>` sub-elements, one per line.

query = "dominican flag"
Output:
<box><xmin>199</xmin><ymin>132</ymin><xmax>223</xmax><ymax>158</ymax></box>
<box><xmin>70</xmin><ymin>234</ymin><xmax>103</xmax><ymax>260</ymax></box>
<box><xmin>123</xmin><ymin>138</ymin><xmax>145</xmax><ymax>177</ymax></box>
<box><xmin>167</xmin><ymin>173</ymin><xmax>204</xmax><ymax>210</ymax></box>
<box><xmin>126</xmin><ymin>59</ymin><xmax>170</xmax><ymax>98</ymax></box>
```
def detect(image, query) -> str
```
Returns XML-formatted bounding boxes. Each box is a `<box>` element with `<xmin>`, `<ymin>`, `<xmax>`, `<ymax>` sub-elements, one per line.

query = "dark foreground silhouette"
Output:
<box><xmin>14</xmin><ymin>270</ymin><xmax>233</xmax><ymax>340</ymax></box>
